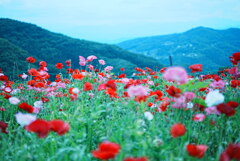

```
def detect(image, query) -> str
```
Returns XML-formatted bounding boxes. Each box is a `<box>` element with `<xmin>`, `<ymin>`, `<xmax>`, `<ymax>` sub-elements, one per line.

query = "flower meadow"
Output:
<box><xmin>0</xmin><ymin>53</ymin><xmax>240</xmax><ymax>161</ymax></box>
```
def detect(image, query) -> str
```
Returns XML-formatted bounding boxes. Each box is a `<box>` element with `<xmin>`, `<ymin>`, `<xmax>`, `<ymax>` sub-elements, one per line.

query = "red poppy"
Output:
<box><xmin>0</xmin><ymin>121</ymin><xmax>8</xmax><ymax>133</ymax></box>
<box><xmin>26</xmin><ymin>56</ymin><xmax>36</xmax><ymax>63</ymax></box>
<box><xmin>92</xmin><ymin>142</ymin><xmax>121</xmax><ymax>160</ymax></box>
<box><xmin>124</xmin><ymin>157</ymin><xmax>148</xmax><ymax>161</ymax></box>
<box><xmin>65</xmin><ymin>60</ymin><xmax>71</xmax><ymax>66</ymax></box>
<box><xmin>227</xmin><ymin>101</ymin><xmax>239</xmax><ymax>108</ymax></box>
<box><xmin>28</xmin><ymin>68</ymin><xmax>39</xmax><ymax>76</ymax></box>
<box><xmin>72</xmin><ymin>73</ymin><xmax>84</xmax><ymax>80</ymax></box>
<box><xmin>120</xmin><ymin>68</ymin><xmax>125</xmax><ymax>71</ymax></box>
<box><xmin>18</xmin><ymin>102</ymin><xmax>34</xmax><ymax>113</ymax></box>
<box><xmin>232</xmin><ymin>52</ymin><xmax>240</xmax><ymax>62</ymax></box>
<box><xmin>166</xmin><ymin>86</ymin><xmax>181</xmax><ymax>97</ymax></box>
<box><xmin>55</xmin><ymin>63</ymin><xmax>64</xmax><ymax>69</ymax></box>
<box><xmin>220</xmin><ymin>143</ymin><xmax>240</xmax><ymax>161</ymax></box>
<box><xmin>25</xmin><ymin>119</ymin><xmax>50</xmax><ymax>138</ymax></box>
<box><xmin>105</xmin><ymin>80</ymin><xmax>117</xmax><ymax>91</ymax></box>
<box><xmin>49</xmin><ymin>120</ymin><xmax>70</xmax><ymax>135</ymax></box>
<box><xmin>186</xmin><ymin>144</ymin><xmax>208</xmax><ymax>158</ymax></box>
<box><xmin>217</xmin><ymin>103</ymin><xmax>236</xmax><ymax>117</ymax></box>
<box><xmin>39</xmin><ymin>61</ymin><xmax>47</xmax><ymax>67</ymax></box>
<box><xmin>189</xmin><ymin>64</ymin><xmax>202</xmax><ymax>73</ymax></box>
<box><xmin>170</xmin><ymin>123</ymin><xmax>186</xmax><ymax>138</ymax></box>
<box><xmin>83</xmin><ymin>82</ymin><xmax>93</xmax><ymax>91</ymax></box>
<box><xmin>118</xmin><ymin>73</ymin><xmax>126</xmax><ymax>78</ymax></box>
<box><xmin>0</xmin><ymin>75</ymin><xmax>8</xmax><ymax>81</ymax></box>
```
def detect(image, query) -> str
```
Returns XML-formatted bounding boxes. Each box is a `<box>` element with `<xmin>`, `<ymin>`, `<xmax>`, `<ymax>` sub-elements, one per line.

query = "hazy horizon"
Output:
<box><xmin>1</xmin><ymin>0</ymin><xmax>240</xmax><ymax>43</ymax></box>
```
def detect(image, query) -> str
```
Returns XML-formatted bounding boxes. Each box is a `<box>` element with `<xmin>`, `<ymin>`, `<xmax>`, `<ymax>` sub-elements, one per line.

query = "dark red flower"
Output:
<box><xmin>105</xmin><ymin>80</ymin><xmax>117</xmax><ymax>91</ymax></box>
<box><xmin>186</xmin><ymin>144</ymin><xmax>208</xmax><ymax>158</ymax></box>
<box><xmin>217</xmin><ymin>103</ymin><xmax>236</xmax><ymax>117</ymax></box>
<box><xmin>170</xmin><ymin>123</ymin><xmax>186</xmax><ymax>138</ymax></box>
<box><xmin>55</xmin><ymin>63</ymin><xmax>64</xmax><ymax>69</ymax></box>
<box><xmin>166</xmin><ymin>86</ymin><xmax>181</xmax><ymax>97</ymax></box>
<box><xmin>124</xmin><ymin>157</ymin><xmax>148</xmax><ymax>161</ymax></box>
<box><xmin>0</xmin><ymin>75</ymin><xmax>8</xmax><ymax>81</ymax></box>
<box><xmin>26</xmin><ymin>56</ymin><xmax>36</xmax><ymax>63</ymax></box>
<box><xmin>0</xmin><ymin>121</ymin><xmax>8</xmax><ymax>133</ymax></box>
<box><xmin>18</xmin><ymin>102</ymin><xmax>34</xmax><ymax>113</ymax></box>
<box><xmin>92</xmin><ymin>142</ymin><xmax>121</xmax><ymax>160</ymax></box>
<box><xmin>232</xmin><ymin>52</ymin><xmax>240</xmax><ymax>61</ymax></box>
<box><xmin>220</xmin><ymin>143</ymin><xmax>240</xmax><ymax>161</ymax></box>
<box><xmin>65</xmin><ymin>60</ymin><xmax>71</xmax><ymax>66</ymax></box>
<box><xmin>25</xmin><ymin>119</ymin><xmax>50</xmax><ymax>138</ymax></box>
<box><xmin>189</xmin><ymin>64</ymin><xmax>202</xmax><ymax>73</ymax></box>
<box><xmin>83</xmin><ymin>82</ymin><xmax>93</xmax><ymax>91</ymax></box>
<box><xmin>227</xmin><ymin>101</ymin><xmax>239</xmax><ymax>108</ymax></box>
<box><xmin>49</xmin><ymin>120</ymin><xmax>70</xmax><ymax>135</ymax></box>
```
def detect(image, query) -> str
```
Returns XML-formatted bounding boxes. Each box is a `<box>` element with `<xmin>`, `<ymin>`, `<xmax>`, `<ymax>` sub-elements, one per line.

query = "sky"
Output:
<box><xmin>1</xmin><ymin>0</ymin><xmax>240</xmax><ymax>43</ymax></box>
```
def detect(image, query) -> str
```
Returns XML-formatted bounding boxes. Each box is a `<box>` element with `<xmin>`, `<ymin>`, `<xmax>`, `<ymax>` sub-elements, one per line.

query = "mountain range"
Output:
<box><xmin>118</xmin><ymin>27</ymin><xmax>240</xmax><ymax>72</ymax></box>
<box><xmin>0</xmin><ymin>18</ymin><xmax>162</xmax><ymax>79</ymax></box>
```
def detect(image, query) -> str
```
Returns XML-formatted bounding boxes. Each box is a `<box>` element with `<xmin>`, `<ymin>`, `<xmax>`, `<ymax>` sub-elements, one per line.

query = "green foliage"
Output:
<box><xmin>0</xmin><ymin>18</ymin><xmax>162</xmax><ymax>77</ymax></box>
<box><xmin>118</xmin><ymin>26</ymin><xmax>240</xmax><ymax>72</ymax></box>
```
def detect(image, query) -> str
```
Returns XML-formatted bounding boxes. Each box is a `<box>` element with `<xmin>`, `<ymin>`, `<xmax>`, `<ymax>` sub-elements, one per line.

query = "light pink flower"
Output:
<box><xmin>9</xmin><ymin>97</ymin><xmax>20</xmax><ymax>105</ymax></box>
<box><xmin>171</xmin><ymin>95</ymin><xmax>187</xmax><ymax>108</ymax></box>
<box><xmin>104</xmin><ymin>66</ymin><xmax>113</xmax><ymax>73</ymax></box>
<box><xmin>183</xmin><ymin>92</ymin><xmax>196</xmax><ymax>102</ymax></box>
<box><xmin>57</xmin><ymin>82</ymin><xmax>66</xmax><ymax>89</ymax></box>
<box><xmin>88</xmin><ymin>65</ymin><xmax>94</xmax><ymax>70</ymax></box>
<box><xmin>21</xmin><ymin>73</ymin><xmax>28</xmax><ymax>79</ymax></box>
<box><xmin>210</xmin><ymin>80</ymin><xmax>225</xmax><ymax>89</ymax></box>
<box><xmin>15</xmin><ymin>112</ymin><xmax>36</xmax><ymax>126</ymax></box>
<box><xmin>163</xmin><ymin>67</ymin><xmax>188</xmax><ymax>85</ymax></box>
<box><xmin>229</xmin><ymin>67</ymin><xmax>238</xmax><ymax>75</ymax></box>
<box><xmin>87</xmin><ymin>55</ymin><xmax>97</xmax><ymax>62</ymax></box>
<box><xmin>127</xmin><ymin>85</ymin><xmax>150</xmax><ymax>97</ymax></box>
<box><xmin>193</xmin><ymin>113</ymin><xmax>206</xmax><ymax>122</ymax></box>
<box><xmin>98</xmin><ymin>59</ymin><xmax>106</xmax><ymax>65</ymax></box>
<box><xmin>79</xmin><ymin>56</ymin><xmax>86</xmax><ymax>66</ymax></box>
<box><xmin>205</xmin><ymin>106</ymin><xmax>221</xmax><ymax>115</ymax></box>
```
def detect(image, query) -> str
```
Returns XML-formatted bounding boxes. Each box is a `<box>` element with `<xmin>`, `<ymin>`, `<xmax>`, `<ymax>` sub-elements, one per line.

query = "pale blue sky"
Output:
<box><xmin>1</xmin><ymin>0</ymin><xmax>240</xmax><ymax>43</ymax></box>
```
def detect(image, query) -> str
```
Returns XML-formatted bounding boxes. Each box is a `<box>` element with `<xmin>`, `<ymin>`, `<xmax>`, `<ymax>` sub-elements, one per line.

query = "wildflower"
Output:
<box><xmin>104</xmin><ymin>66</ymin><xmax>113</xmax><ymax>73</ymax></box>
<box><xmin>144</xmin><ymin>111</ymin><xmax>154</xmax><ymax>120</ymax></box>
<box><xmin>83</xmin><ymin>82</ymin><xmax>93</xmax><ymax>91</ymax></box>
<box><xmin>192</xmin><ymin>113</ymin><xmax>206</xmax><ymax>122</ymax></box>
<box><xmin>163</xmin><ymin>67</ymin><xmax>188</xmax><ymax>84</ymax></box>
<box><xmin>26</xmin><ymin>56</ymin><xmax>36</xmax><ymax>63</ymax></box>
<box><xmin>65</xmin><ymin>60</ymin><xmax>71</xmax><ymax>66</ymax></box>
<box><xmin>189</xmin><ymin>64</ymin><xmax>202</xmax><ymax>73</ymax></box>
<box><xmin>127</xmin><ymin>85</ymin><xmax>150</xmax><ymax>98</ymax></box>
<box><xmin>49</xmin><ymin>120</ymin><xmax>70</xmax><ymax>136</ymax></box>
<box><xmin>210</xmin><ymin>80</ymin><xmax>225</xmax><ymax>89</ymax></box>
<box><xmin>79</xmin><ymin>56</ymin><xmax>86</xmax><ymax>66</ymax></box>
<box><xmin>170</xmin><ymin>123</ymin><xmax>186</xmax><ymax>138</ymax></box>
<box><xmin>98</xmin><ymin>59</ymin><xmax>106</xmax><ymax>65</ymax></box>
<box><xmin>55</xmin><ymin>63</ymin><xmax>63</xmax><ymax>69</ymax></box>
<box><xmin>183</xmin><ymin>92</ymin><xmax>196</xmax><ymax>102</ymax></box>
<box><xmin>87</xmin><ymin>55</ymin><xmax>97</xmax><ymax>62</ymax></box>
<box><xmin>219</xmin><ymin>143</ymin><xmax>240</xmax><ymax>161</ymax></box>
<box><xmin>15</xmin><ymin>112</ymin><xmax>37</xmax><ymax>126</ymax></box>
<box><xmin>186</xmin><ymin>144</ymin><xmax>208</xmax><ymax>158</ymax></box>
<box><xmin>0</xmin><ymin>121</ymin><xmax>8</xmax><ymax>133</ymax></box>
<box><xmin>9</xmin><ymin>97</ymin><xmax>20</xmax><ymax>105</ymax></box>
<box><xmin>205</xmin><ymin>106</ymin><xmax>220</xmax><ymax>115</ymax></box>
<box><xmin>21</xmin><ymin>73</ymin><xmax>28</xmax><ymax>79</ymax></box>
<box><xmin>166</xmin><ymin>86</ymin><xmax>181</xmax><ymax>97</ymax></box>
<box><xmin>92</xmin><ymin>141</ymin><xmax>121</xmax><ymax>160</ymax></box>
<box><xmin>217</xmin><ymin>103</ymin><xmax>236</xmax><ymax>117</ymax></box>
<box><xmin>25</xmin><ymin>119</ymin><xmax>50</xmax><ymax>138</ymax></box>
<box><xmin>18</xmin><ymin>102</ymin><xmax>34</xmax><ymax>113</ymax></box>
<box><xmin>205</xmin><ymin>90</ymin><xmax>224</xmax><ymax>107</ymax></box>
<box><xmin>171</xmin><ymin>95</ymin><xmax>187</xmax><ymax>109</ymax></box>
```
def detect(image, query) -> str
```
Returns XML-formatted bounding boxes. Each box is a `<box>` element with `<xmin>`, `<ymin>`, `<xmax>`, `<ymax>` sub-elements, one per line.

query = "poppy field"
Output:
<box><xmin>0</xmin><ymin>53</ymin><xmax>240</xmax><ymax>161</ymax></box>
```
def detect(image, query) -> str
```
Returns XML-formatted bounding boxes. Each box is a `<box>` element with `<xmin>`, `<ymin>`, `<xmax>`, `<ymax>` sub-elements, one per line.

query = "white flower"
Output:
<box><xmin>21</xmin><ymin>73</ymin><xmax>28</xmax><ymax>79</ymax></box>
<box><xmin>144</xmin><ymin>111</ymin><xmax>154</xmax><ymax>120</ymax></box>
<box><xmin>15</xmin><ymin>112</ymin><xmax>37</xmax><ymax>126</ymax></box>
<box><xmin>9</xmin><ymin>97</ymin><xmax>20</xmax><ymax>105</ymax></box>
<box><xmin>34</xmin><ymin>101</ymin><xmax>43</xmax><ymax>108</ymax></box>
<box><xmin>205</xmin><ymin>90</ymin><xmax>224</xmax><ymax>107</ymax></box>
<box><xmin>72</xmin><ymin>88</ymin><xmax>80</xmax><ymax>94</ymax></box>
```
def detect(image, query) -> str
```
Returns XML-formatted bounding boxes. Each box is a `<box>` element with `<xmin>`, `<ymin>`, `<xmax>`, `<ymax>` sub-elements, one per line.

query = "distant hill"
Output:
<box><xmin>118</xmin><ymin>27</ymin><xmax>240</xmax><ymax>72</ymax></box>
<box><xmin>0</xmin><ymin>18</ymin><xmax>162</xmax><ymax>78</ymax></box>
